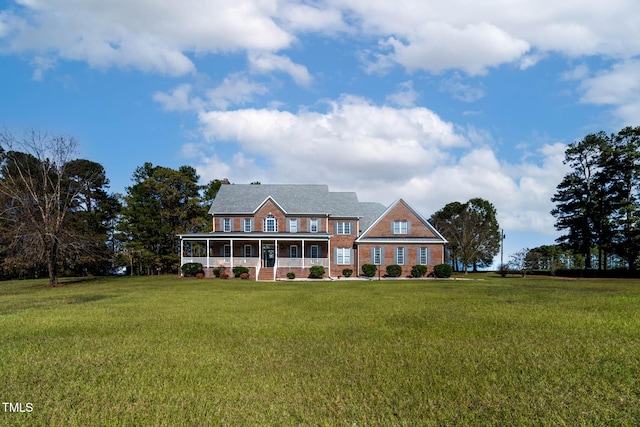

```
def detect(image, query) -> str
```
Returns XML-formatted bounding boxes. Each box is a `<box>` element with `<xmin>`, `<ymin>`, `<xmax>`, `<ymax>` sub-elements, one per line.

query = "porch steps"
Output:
<box><xmin>258</xmin><ymin>267</ymin><xmax>275</xmax><ymax>281</ymax></box>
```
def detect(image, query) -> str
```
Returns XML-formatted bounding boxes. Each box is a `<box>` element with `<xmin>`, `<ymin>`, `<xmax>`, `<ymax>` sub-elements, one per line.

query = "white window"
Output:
<box><xmin>289</xmin><ymin>219</ymin><xmax>298</xmax><ymax>233</ymax></box>
<box><xmin>393</xmin><ymin>221</ymin><xmax>408</xmax><ymax>234</ymax></box>
<box><xmin>395</xmin><ymin>247</ymin><xmax>406</xmax><ymax>265</ymax></box>
<box><xmin>244</xmin><ymin>218</ymin><xmax>252</xmax><ymax>232</ymax></box>
<box><xmin>290</xmin><ymin>245</ymin><xmax>299</xmax><ymax>258</ymax></box>
<box><xmin>373</xmin><ymin>247</ymin><xmax>382</xmax><ymax>265</ymax></box>
<box><xmin>419</xmin><ymin>247</ymin><xmax>429</xmax><ymax>265</ymax></box>
<box><xmin>223</xmin><ymin>218</ymin><xmax>232</xmax><ymax>232</ymax></box>
<box><xmin>244</xmin><ymin>245</ymin><xmax>252</xmax><ymax>257</ymax></box>
<box><xmin>336</xmin><ymin>222</ymin><xmax>352</xmax><ymax>235</ymax></box>
<box><xmin>336</xmin><ymin>248</ymin><xmax>351</xmax><ymax>265</ymax></box>
<box><xmin>310</xmin><ymin>245</ymin><xmax>319</xmax><ymax>258</ymax></box>
<box><xmin>310</xmin><ymin>219</ymin><xmax>319</xmax><ymax>233</ymax></box>
<box><xmin>264</xmin><ymin>214</ymin><xmax>277</xmax><ymax>232</ymax></box>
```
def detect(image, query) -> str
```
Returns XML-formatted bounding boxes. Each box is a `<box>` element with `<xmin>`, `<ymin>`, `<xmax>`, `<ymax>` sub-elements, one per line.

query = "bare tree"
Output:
<box><xmin>0</xmin><ymin>129</ymin><xmax>97</xmax><ymax>285</ymax></box>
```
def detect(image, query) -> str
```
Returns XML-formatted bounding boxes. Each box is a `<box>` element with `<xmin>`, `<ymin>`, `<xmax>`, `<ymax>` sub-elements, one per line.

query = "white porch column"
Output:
<box><xmin>180</xmin><ymin>238</ymin><xmax>184</xmax><ymax>267</ymax></box>
<box><xmin>274</xmin><ymin>239</ymin><xmax>278</xmax><ymax>281</ymax></box>
<box><xmin>230</xmin><ymin>239</ymin><xmax>234</xmax><ymax>268</ymax></box>
<box><xmin>208</xmin><ymin>238</ymin><xmax>212</xmax><ymax>268</ymax></box>
<box><xmin>302</xmin><ymin>239</ymin><xmax>305</xmax><ymax>268</ymax></box>
<box><xmin>328</xmin><ymin>238</ymin><xmax>331</xmax><ymax>277</ymax></box>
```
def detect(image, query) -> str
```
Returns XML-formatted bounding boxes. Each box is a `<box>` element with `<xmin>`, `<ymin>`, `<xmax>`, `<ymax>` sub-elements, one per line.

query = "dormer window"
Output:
<box><xmin>264</xmin><ymin>214</ymin><xmax>278</xmax><ymax>232</ymax></box>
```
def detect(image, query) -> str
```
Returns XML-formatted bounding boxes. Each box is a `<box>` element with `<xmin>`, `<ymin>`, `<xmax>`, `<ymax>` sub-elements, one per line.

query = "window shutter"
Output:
<box><xmin>370</xmin><ymin>248</ymin><xmax>375</xmax><ymax>264</ymax></box>
<box><xmin>407</xmin><ymin>221</ymin><xmax>412</xmax><ymax>234</ymax></box>
<box><xmin>350</xmin><ymin>248</ymin><xmax>354</xmax><ymax>263</ymax></box>
<box><xmin>427</xmin><ymin>247</ymin><xmax>431</xmax><ymax>265</ymax></box>
<box><xmin>381</xmin><ymin>250</ymin><xmax>385</xmax><ymax>265</ymax></box>
<box><xmin>286</xmin><ymin>220</ymin><xmax>291</xmax><ymax>232</ymax></box>
<box><xmin>391</xmin><ymin>222</ymin><xmax>395</xmax><ymax>234</ymax></box>
<box><xmin>250</xmin><ymin>219</ymin><xmax>254</xmax><ymax>232</ymax></box>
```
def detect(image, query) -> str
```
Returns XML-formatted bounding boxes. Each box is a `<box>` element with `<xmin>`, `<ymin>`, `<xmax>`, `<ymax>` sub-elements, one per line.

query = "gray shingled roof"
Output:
<box><xmin>209</xmin><ymin>184</ymin><xmax>386</xmax><ymax>228</ymax></box>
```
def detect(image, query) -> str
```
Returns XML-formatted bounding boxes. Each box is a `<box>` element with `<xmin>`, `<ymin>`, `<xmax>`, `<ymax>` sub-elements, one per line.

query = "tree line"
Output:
<box><xmin>551</xmin><ymin>126</ymin><xmax>640</xmax><ymax>271</ymax></box>
<box><xmin>0</xmin><ymin>129</ymin><xmax>225</xmax><ymax>285</ymax></box>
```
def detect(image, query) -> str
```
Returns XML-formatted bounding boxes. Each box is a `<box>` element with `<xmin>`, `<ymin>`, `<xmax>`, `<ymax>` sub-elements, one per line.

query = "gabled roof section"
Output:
<box><xmin>253</xmin><ymin>195</ymin><xmax>288</xmax><ymax>215</ymax></box>
<box><xmin>357</xmin><ymin>198</ymin><xmax>448</xmax><ymax>243</ymax></box>
<box><xmin>209</xmin><ymin>184</ymin><xmax>363</xmax><ymax>216</ymax></box>
<box><xmin>357</xmin><ymin>201</ymin><xmax>387</xmax><ymax>232</ymax></box>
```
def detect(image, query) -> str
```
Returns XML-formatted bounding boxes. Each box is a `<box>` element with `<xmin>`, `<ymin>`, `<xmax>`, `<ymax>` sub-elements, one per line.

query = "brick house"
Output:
<box><xmin>178</xmin><ymin>184</ymin><xmax>447</xmax><ymax>280</ymax></box>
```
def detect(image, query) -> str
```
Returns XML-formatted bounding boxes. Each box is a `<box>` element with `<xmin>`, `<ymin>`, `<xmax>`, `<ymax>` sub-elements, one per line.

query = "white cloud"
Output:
<box><xmin>578</xmin><ymin>59</ymin><xmax>640</xmax><ymax>125</ymax></box>
<box><xmin>379</xmin><ymin>22</ymin><xmax>530</xmax><ymax>75</ymax></box>
<box><xmin>3</xmin><ymin>0</ymin><xmax>640</xmax><ymax>78</ymax></box>
<box><xmin>206</xmin><ymin>75</ymin><xmax>270</xmax><ymax>110</ymax></box>
<box><xmin>386</xmin><ymin>81</ymin><xmax>419</xmax><ymax>107</ymax></box>
<box><xmin>248</xmin><ymin>52</ymin><xmax>313</xmax><ymax>86</ymax></box>
<box><xmin>194</xmin><ymin>96</ymin><xmax>566</xmax><ymax>234</ymax></box>
<box><xmin>1</xmin><ymin>0</ymin><xmax>293</xmax><ymax>75</ymax></box>
<box><xmin>153</xmin><ymin>75</ymin><xmax>269</xmax><ymax>112</ymax></box>
<box><xmin>153</xmin><ymin>84</ymin><xmax>203</xmax><ymax>112</ymax></box>
<box><xmin>439</xmin><ymin>74</ymin><xmax>485</xmax><ymax>102</ymax></box>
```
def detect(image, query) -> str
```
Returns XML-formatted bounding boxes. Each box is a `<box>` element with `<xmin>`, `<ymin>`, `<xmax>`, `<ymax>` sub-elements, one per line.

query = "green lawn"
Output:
<box><xmin>1</xmin><ymin>275</ymin><xmax>639</xmax><ymax>426</ymax></box>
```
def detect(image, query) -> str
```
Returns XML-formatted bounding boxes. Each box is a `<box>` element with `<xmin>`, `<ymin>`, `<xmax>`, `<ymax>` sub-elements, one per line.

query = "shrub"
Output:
<box><xmin>386</xmin><ymin>264</ymin><xmax>402</xmax><ymax>277</ymax></box>
<box><xmin>287</xmin><ymin>272</ymin><xmax>295</xmax><ymax>279</ymax></box>
<box><xmin>411</xmin><ymin>265</ymin><xmax>428</xmax><ymax>278</ymax></box>
<box><xmin>239</xmin><ymin>272</ymin><xmax>250</xmax><ymax>280</ymax></box>
<box><xmin>361</xmin><ymin>264</ymin><xmax>377</xmax><ymax>277</ymax></box>
<box><xmin>181</xmin><ymin>262</ymin><xmax>203</xmax><ymax>277</ymax></box>
<box><xmin>342</xmin><ymin>268</ymin><xmax>353</xmax><ymax>277</ymax></box>
<box><xmin>233</xmin><ymin>266</ymin><xmax>249</xmax><ymax>277</ymax></box>
<box><xmin>433</xmin><ymin>264</ymin><xmax>453</xmax><ymax>278</ymax></box>
<box><xmin>309</xmin><ymin>265</ymin><xmax>325</xmax><ymax>279</ymax></box>
<box><xmin>219</xmin><ymin>271</ymin><xmax>229</xmax><ymax>279</ymax></box>
<box><xmin>195</xmin><ymin>272</ymin><xmax>205</xmax><ymax>279</ymax></box>
<box><xmin>212</xmin><ymin>268</ymin><xmax>221</xmax><ymax>278</ymax></box>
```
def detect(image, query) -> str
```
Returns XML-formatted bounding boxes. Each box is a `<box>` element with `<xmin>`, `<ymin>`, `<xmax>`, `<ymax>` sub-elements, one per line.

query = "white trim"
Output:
<box><xmin>252</xmin><ymin>196</ymin><xmax>288</xmax><ymax>215</ymax></box>
<box><xmin>356</xmin><ymin>198</ymin><xmax>448</xmax><ymax>243</ymax></box>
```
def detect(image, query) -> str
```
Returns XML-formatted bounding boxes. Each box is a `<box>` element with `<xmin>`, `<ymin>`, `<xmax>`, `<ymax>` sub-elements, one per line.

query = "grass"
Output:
<box><xmin>1</xmin><ymin>275</ymin><xmax>640</xmax><ymax>426</ymax></box>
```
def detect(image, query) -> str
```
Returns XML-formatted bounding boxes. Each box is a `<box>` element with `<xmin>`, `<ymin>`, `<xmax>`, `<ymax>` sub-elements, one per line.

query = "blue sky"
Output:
<box><xmin>1</xmin><ymin>0</ymin><xmax>639</xmax><ymax>264</ymax></box>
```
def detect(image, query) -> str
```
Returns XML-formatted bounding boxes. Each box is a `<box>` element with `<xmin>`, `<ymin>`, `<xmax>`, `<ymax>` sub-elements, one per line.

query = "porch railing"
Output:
<box><xmin>181</xmin><ymin>256</ymin><xmax>329</xmax><ymax>269</ymax></box>
<box><xmin>277</xmin><ymin>258</ymin><xmax>330</xmax><ymax>268</ymax></box>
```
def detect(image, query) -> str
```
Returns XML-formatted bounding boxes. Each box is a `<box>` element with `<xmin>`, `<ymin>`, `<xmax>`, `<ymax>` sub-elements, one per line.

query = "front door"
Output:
<box><xmin>263</xmin><ymin>244</ymin><xmax>275</xmax><ymax>267</ymax></box>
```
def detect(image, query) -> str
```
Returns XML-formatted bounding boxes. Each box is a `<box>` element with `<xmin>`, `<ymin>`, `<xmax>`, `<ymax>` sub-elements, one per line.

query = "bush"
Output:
<box><xmin>342</xmin><ymin>268</ymin><xmax>353</xmax><ymax>277</ymax></box>
<box><xmin>219</xmin><ymin>271</ymin><xmax>229</xmax><ymax>279</ymax></box>
<box><xmin>212</xmin><ymin>268</ymin><xmax>221</xmax><ymax>278</ymax></box>
<box><xmin>287</xmin><ymin>272</ymin><xmax>295</xmax><ymax>279</ymax></box>
<box><xmin>433</xmin><ymin>264</ymin><xmax>453</xmax><ymax>278</ymax></box>
<box><xmin>239</xmin><ymin>272</ymin><xmax>250</xmax><ymax>280</ymax></box>
<box><xmin>233</xmin><ymin>266</ymin><xmax>249</xmax><ymax>277</ymax></box>
<box><xmin>309</xmin><ymin>265</ymin><xmax>325</xmax><ymax>279</ymax></box>
<box><xmin>361</xmin><ymin>264</ymin><xmax>377</xmax><ymax>277</ymax></box>
<box><xmin>181</xmin><ymin>262</ymin><xmax>204</xmax><ymax>277</ymax></box>
<box><xmin>386</xmin><ymin>264</ymin><xmax>402</xmax><ymax>277</ymax></box>
<box><xmin>411</xmin><ymin>265</ymin><xmax>428</xmax><ymax>278</ymax></box>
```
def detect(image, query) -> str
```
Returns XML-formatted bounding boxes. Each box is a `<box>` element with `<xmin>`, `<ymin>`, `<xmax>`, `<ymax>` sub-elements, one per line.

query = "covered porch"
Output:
<box><xmin>179</xmin><ymin>233</ymin><xmax>331</xmax><ymax>280</ymax></box>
